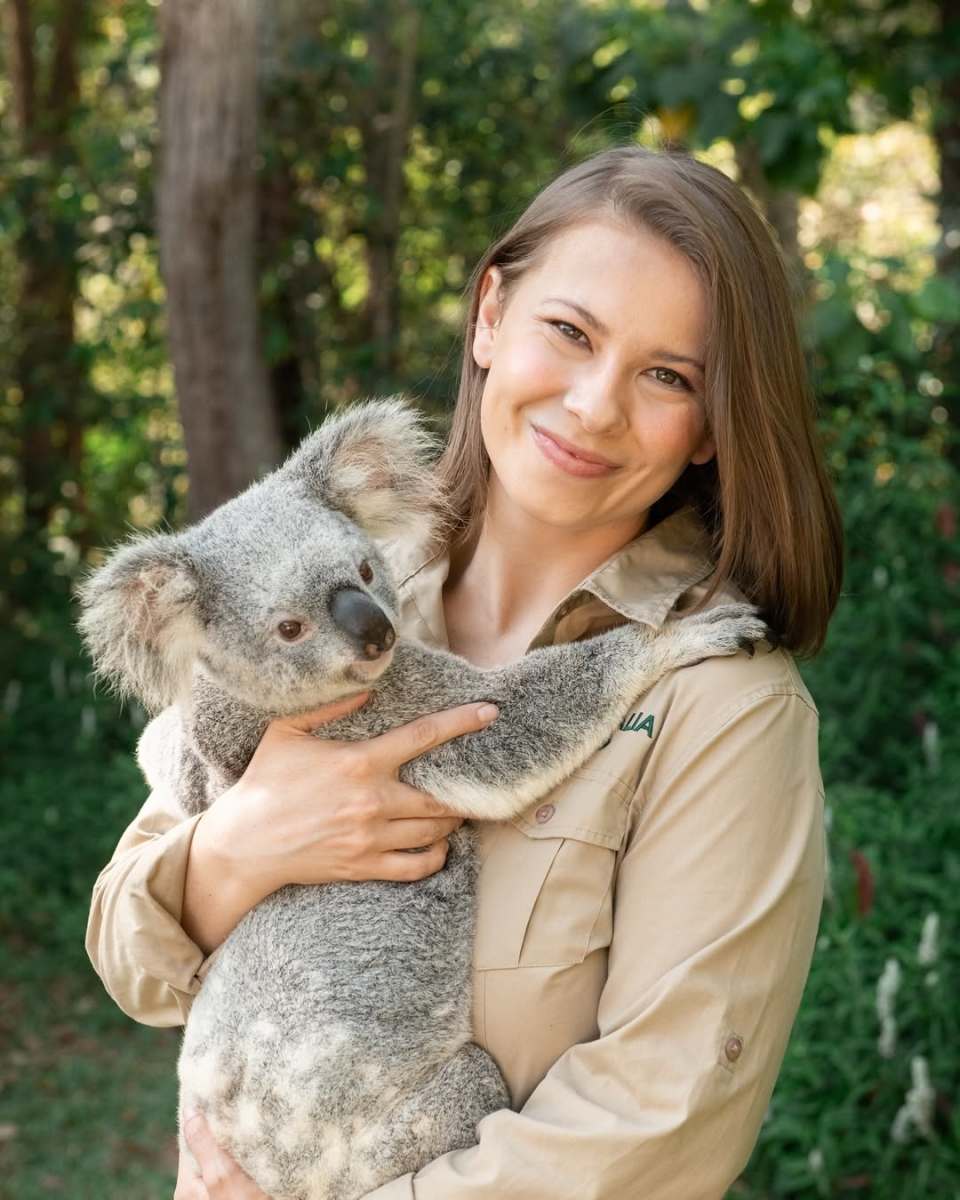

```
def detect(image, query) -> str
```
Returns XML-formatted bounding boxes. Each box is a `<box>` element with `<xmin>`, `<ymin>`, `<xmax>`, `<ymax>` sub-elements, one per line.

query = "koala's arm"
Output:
<box><xmin>320</xmin><ymin>606</ymin><xmax>766</xmax><ymax>820</ymax></box>
<box><xmin>85</xmin><ymin>784</ymin><xmax>211</xmax><ymax>1026</ymax></box>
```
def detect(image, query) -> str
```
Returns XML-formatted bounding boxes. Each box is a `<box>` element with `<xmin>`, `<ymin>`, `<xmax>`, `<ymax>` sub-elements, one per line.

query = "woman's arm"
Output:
<box><xmin>86</xmin><ymin>785</ymin><xmax>210</xmax><ymax>1025</ymax></box>
<box><xmin>86</xmin><ymin>696</ymin><xmax>497</xmax><ymax>1025</ymax></box>
<box><xmin>360</xmin><ymin>688</ymin><xmax>826</xmax><ymax>1199</ymax></box>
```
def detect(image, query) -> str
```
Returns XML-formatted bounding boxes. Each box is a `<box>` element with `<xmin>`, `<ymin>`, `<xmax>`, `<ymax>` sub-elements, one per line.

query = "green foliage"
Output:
<box><xmin>741</xmin><ymin>774</ymin><xmax>960</xmax><ymax>1198</ymax></box>
<box><xmin>0</xmin><ymin>629</ymin><xmax>148</xmax><ymax>967</ymax></box>
<box><xmin>807</xmin><ymin>371</ymin><xmax>957</xmax><ymax>786</ymax></box>
<box><xmin>737</xmin><ymin>407</ymin><xmax>960</xmax><ymax>1197</ymax></box>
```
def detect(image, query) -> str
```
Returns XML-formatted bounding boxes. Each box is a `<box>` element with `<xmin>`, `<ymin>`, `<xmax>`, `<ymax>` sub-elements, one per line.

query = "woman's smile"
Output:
<box><xmin>530</xmin><ymin>423</ymin><xmax>620</xmax><ymax>478</ymax></box>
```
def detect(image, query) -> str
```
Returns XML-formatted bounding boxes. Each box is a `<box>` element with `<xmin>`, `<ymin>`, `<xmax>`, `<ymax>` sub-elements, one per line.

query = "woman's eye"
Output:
<box><xmin>651</xmin><ymin>366</ymin><xmax>690</xmax><ymax>390</ymax></box>
<box><xmin>549</xmin><ymin>320</ymin><xmax>588</xmax><ymax>346</ymax></box>
<box><xmin>359</xmin><ymin>560</ymin><xmax>374</xmax><ymax>583</ymax></box>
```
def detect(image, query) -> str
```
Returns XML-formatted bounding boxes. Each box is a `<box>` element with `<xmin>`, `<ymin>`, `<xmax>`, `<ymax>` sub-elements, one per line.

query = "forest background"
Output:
<box><xmin>0</xmin><ymin>0</ymin><xmax>958</xmax><ymax>1197</ymax></box>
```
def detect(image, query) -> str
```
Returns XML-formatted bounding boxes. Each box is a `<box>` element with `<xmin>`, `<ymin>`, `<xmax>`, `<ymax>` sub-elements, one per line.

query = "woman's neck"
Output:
<box><xmin>443</xmin><ymin>478</ymin><xmax>647</xmax><ymax>652</ymax></box>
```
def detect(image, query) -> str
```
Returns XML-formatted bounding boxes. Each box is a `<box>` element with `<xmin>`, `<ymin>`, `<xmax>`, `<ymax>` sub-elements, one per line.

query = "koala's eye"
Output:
<box><xmin>359</xmin><ymin>560</ymin><xmax>374</xmax><ymax>584</ymax></box>
<box><xmin>277</xmin><ymin>620</ymin><xmax>303</xmax><ymax>642</ymax></box>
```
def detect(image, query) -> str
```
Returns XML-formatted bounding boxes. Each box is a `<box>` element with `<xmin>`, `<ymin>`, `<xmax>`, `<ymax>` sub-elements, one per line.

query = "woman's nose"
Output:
<box><xmin>562</xmin><ymin>368</ymin><xmax>628</xmax><ymax>434</ymax></box>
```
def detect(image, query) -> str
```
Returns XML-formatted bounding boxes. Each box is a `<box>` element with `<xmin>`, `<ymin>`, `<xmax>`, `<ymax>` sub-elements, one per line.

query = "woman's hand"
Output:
<box><xmin>174</xmin><ymin>1113</ymin><xmax>271</xmax><ymax>1199</ymax></box>
<box><xmin>181</xmin><ymin>691</ymin><xmax>500</xmax><ymax>953</ymax></box>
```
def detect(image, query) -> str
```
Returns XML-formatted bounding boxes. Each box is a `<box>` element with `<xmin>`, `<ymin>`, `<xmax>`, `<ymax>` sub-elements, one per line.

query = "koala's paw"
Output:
<box><xmin>670</xmin><ymin>603</ymin><xmax>771</xmax><ymax>665</ymax></box>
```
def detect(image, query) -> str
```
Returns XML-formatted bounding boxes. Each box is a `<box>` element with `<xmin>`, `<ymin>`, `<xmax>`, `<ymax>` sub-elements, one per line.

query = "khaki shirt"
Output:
<box><xmin>85</xmin><ymin>505</ymin><xmax>826</xmax><ymax>1199</ymax></box>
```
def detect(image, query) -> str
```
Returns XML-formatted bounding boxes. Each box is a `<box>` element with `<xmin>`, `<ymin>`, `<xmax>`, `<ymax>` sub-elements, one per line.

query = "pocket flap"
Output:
<box><xmin>508</xmin><ymin>767</ymin><xmax>631</xmax><ymax>848</ymax></box>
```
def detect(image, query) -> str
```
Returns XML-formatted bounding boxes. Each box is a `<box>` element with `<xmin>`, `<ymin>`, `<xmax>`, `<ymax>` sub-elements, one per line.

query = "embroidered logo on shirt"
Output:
<box><xmin>619</xmin><ymin>711</ymin><xmax>656</xmax><ymax>737</ymax></box>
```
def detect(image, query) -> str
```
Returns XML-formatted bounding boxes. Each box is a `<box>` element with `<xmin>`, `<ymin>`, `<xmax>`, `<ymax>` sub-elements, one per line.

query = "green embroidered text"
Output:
<box><xmin>619</xmin><ymin>711</ymin><xmax>656</xmax><ymax>737</ymax></box>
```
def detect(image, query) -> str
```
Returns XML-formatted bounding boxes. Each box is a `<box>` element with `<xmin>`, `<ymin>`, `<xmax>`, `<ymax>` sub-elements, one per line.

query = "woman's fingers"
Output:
<box><xmin>381</xmin><ymin>780</ymin><xmax>459</xmax><ymax>819</ymax></box>
<box><xmin>380</xmin><ymin>814</ymin><xmax>463</xmax><ymax>851</ymax></box>
<box><xmin>365</xmin><ymin>701</ymin><xmax>500</xmax><ymax>771</ymax></box>
<box><xmin>380</xmin><ymin>838</ymin><xmax>451</xmax><ymax>881</ymax></box>
<box><xmin>182</xmin><ymin>1113</ymin><xmax>272</xmax><ymax>1198</ymax></box>
<box><xmin>196</xmin><ymin>695</ymin><xmax>496</xmax><ymax>892</ymax></box>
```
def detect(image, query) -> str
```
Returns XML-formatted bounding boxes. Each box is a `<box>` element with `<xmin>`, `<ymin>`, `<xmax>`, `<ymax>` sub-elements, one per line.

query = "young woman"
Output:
<box><xmin>86</xmin><ymin>144</ymin><xmax>843</xmax><ymax>1199</ymax></box>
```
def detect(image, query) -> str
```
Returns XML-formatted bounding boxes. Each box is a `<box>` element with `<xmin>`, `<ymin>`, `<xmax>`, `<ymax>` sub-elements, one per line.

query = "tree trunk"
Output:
<box><xmin>735</xmin><ymin>138</ymin><xmax>805</xmax><ymax>303</ymax></box>
<box><xmin>3</xmin><ymin>0</ymin><xmax>86</xmax><ymax>539</ymax></box>
<box><xmin>259</xmin><ymin>154</ymin><xmax>310</xmax><ymax>451</ymax></box>
<box><xmin>158</xmin><ymin>0</ymin><xmax>283</xmax><ymax>522</ymax></box>
<box><xmin>357</xmin><ymin>0</ymin><xmax>420</xmax><ymax>382</ymax></box>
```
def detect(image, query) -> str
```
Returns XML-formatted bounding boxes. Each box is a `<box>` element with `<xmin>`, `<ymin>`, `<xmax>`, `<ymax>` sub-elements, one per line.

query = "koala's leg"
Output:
<box><xmin>344</xmin><ymin>604</ymin><xmax>767</xmax><ymax>820</ymax></box>
<box><xmin>347</xmin><ymin>1042</ymin><xmax>509</xmax><ymax>1197</ymax></box>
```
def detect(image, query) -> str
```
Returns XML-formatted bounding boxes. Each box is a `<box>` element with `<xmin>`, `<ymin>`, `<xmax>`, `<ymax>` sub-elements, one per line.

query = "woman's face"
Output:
<box><xmin>472</xmin><ymin>219</ymin><xmax>715</xmax><ymax>540</ymax></box>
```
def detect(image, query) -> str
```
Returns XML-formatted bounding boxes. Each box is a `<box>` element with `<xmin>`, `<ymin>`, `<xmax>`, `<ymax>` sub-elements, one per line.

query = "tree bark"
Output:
<box><xmin>158</xmin><ymin>0</ymin><xmax>283</xmax><ymax>522</ymax></box>
<box><xmin>3</xmin><ymin>0</ymin><xmax>86</xmax><ymax>537</ymax></box>
<box><xmin>735</xmin><ymin>137</ymin><xmax>805</xmax><ymax>304</ymax></box>
<box><xmin>356</xmin><ymin>0</ymin><xmax>420</xmax><ymax>381</ymax></box>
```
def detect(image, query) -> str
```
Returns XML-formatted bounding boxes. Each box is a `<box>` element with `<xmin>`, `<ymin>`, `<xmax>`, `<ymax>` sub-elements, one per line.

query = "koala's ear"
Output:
<box><xmin>284</xmin><ymin>395</ymin><xmax>445</xmax><ymax>540</ymax></box>
<box><xmin>76</xmin><ymin>533</ymin><xmax>201</xmax><ymax>712</ymax></box>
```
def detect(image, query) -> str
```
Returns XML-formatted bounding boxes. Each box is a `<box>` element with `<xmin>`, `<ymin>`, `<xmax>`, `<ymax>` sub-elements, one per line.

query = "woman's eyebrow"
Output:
<box><xmin>542</xmin><ymin>296</ymin><xmax>705</xmax><ymax>373</ymax></box>
<box><xmin>542</xmin><ymin>296</ymin><xmax>611</xmax><ymax>336</ymax></box>
<box><xmin>648</xmin><ymin>348</ymin><xmax>706</xmax><ymax>374</ymax></box>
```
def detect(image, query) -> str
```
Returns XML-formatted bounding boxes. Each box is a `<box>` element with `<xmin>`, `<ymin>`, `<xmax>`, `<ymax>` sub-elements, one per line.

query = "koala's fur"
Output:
<box><xmin>78</xmin><ymin>397</ymin><xmax>768</xmax><ymax>1200</ymax></box>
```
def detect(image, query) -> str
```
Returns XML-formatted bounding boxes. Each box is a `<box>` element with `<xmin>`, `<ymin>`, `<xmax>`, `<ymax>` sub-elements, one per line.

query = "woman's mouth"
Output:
<box><xmin>530</xmin><ymin>425</ymin><xmax>618</xmax><ymax>478</ymax></box>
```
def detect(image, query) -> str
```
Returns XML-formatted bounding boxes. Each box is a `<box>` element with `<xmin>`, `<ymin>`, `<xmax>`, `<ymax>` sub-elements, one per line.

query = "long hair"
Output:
<box><xmin>433</xmin><ymin>144</ymin><xmax>843</xmax><ymax>658</ymax></box>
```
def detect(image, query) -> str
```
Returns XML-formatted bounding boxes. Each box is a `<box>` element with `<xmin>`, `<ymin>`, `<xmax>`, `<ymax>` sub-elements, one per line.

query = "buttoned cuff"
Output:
<box><xmin>86</xmin><ymin>810</ymin><xmax>211</xmax><ymax>1026</ymax></box>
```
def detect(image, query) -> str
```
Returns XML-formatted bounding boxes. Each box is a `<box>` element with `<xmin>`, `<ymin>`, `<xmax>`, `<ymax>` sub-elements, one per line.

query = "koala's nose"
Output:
<box><xmin>329</xmin><ymin>588</ymin><xmax>396</xmax><ymax>659</ymax></box>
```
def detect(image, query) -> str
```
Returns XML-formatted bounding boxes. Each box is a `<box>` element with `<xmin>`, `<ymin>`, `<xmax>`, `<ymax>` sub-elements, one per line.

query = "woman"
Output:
<box><xmin>86</xmin><ymin>144</ymin><xmax>842</xmax><ymax>1199</ymax></box>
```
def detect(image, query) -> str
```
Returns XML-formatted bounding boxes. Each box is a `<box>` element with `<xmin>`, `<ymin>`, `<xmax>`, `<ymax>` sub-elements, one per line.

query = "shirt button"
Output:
<box><xmin>724</xmin><ymin>1036</ymin><xmax>744</xmax><ymax>1062</ymax></box>
<box><xmin>534</xmin><ymin>804</ymin><xmax>555</xmax><ymax>824</ymax></box>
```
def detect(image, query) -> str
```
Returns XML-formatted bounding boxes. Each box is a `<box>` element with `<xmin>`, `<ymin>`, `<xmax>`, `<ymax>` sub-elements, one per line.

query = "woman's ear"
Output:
<box><xmin>472</xmin><ymin>266</ymin><xmax>504</xmax><ymax>370</ymax></box>
<box><xmin>690</xmin><ymin>436</ymin><xmax>716</xmax><ymax>466</ymax></box>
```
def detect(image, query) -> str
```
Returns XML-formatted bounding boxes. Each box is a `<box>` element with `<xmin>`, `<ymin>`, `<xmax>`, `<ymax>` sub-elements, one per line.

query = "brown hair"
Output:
<box><xmin>433</xmin><ymin>144</ymin><xmax>843</xmax><ymax>658</ymax></box>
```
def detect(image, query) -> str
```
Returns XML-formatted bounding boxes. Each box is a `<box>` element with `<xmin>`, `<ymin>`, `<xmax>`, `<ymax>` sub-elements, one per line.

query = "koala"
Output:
<box><xmin>78</xmin><ymin>397</ymin><xmax>769</xmax><ymax>1200</ymax></box>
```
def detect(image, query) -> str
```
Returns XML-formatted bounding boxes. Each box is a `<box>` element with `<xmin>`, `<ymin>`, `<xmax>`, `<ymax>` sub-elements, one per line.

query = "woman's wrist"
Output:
<box><xmin>181</xmin><ymin>790</ymin><xmax>283</xmax><ymax>956</ymax></box>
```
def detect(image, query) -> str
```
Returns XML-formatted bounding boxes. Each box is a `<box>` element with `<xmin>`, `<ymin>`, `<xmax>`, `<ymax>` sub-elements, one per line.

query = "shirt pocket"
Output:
<box><xmin>473</xmin><ymin>767</ymin><xmax>630</xmax><ymax>972</ymax></box>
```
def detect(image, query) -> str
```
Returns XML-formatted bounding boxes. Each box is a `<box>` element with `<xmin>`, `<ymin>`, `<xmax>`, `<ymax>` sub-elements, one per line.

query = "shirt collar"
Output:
<box><xmin>578</xmin><ymin>504</ymin><xmax>716</xmax><ymax>628</ymax></box>
<box><xmin>391</xmin><ymin>505</ymin><xmax>716</xmax><ymax>648</ymax></box>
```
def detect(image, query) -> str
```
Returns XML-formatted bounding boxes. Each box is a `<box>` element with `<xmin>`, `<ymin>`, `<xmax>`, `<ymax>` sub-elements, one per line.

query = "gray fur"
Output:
<box><xmin>78</xmin><ymin>397</ymin><xmax>768</xmax><ymax>1200</ymax></box>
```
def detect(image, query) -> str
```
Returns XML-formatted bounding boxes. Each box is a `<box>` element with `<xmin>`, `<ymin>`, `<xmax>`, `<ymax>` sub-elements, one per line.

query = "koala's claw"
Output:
<box><xmin>670</xmin><ymin>603</ymin><xmax>770</xmax><ymax>664</ymax></box>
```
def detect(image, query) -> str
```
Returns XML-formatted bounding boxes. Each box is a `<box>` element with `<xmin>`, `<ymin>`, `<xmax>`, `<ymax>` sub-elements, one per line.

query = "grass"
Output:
<box><xmin>0</xmin><ymin>956</ymin><xmax>180</xmax><ymax>1199</ymax></box>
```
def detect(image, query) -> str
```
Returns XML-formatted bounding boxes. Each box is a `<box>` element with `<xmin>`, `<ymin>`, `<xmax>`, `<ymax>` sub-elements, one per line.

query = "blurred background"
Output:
<box><xmin>0</xmin><ymin>0</ymin><xmax>958</xmax><ymax>1196</ymax></box>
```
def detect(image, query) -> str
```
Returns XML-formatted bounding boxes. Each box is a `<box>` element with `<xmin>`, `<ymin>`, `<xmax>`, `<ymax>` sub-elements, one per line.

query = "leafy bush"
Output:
<box><xmin>739</xmin><ymin>347</ymin><xmax>960</xmax><ymax>1195</ymax></box>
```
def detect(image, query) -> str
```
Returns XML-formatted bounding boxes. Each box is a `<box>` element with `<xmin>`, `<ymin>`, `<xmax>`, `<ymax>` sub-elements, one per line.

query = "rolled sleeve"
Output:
<box><xmin>85</xmin><ymin>786</ymin><xmax>215</xmax><ymax>1026</ymax></box>
<box><xmin>364</xmin><ymin>690</ymin><xmax>826</xmax><ymax>1198</ymax></box>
